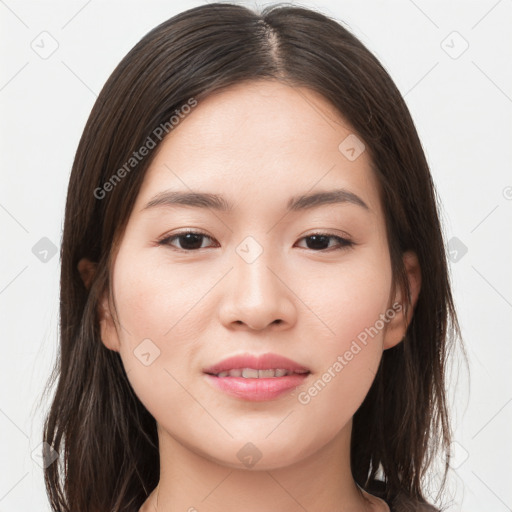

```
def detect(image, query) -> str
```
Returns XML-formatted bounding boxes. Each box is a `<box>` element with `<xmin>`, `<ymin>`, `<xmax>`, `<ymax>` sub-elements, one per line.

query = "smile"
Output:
<box><xmin>212</xmin><ymin>368</ymin><xmax>310</xmax><ymax>378</ymax></box>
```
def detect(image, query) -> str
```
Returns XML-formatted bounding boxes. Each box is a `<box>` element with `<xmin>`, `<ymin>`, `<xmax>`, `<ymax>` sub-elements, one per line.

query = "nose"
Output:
<box><xmin>218</xmin><ymin>244</ymin><xmax>296</xmax><ymax>331</ymax></box>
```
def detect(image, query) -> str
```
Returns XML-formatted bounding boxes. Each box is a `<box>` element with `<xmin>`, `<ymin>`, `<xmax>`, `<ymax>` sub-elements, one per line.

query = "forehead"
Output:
<box><xmin>133</xmin><ymin>80</ymin><xmax>381</xmax><ymax>215</ymax></box>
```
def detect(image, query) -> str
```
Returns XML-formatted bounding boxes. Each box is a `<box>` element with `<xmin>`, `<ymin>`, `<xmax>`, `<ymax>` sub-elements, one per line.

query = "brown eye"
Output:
<box><xmin>296</xmin><ymin>233</ymin><xmax>354</xmax><ymax>251</ymax></box>
<box><xmin>158</xmin><ymin>231</ymin><xmax>215</xmax><ymax>251</ymax></box>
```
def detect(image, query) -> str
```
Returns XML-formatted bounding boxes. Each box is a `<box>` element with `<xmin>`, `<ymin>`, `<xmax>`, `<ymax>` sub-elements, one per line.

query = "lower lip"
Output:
<box><xmin>204</xmin><ymin>373</ymin><xmax>310</xmax><ymax>401</ymax></box>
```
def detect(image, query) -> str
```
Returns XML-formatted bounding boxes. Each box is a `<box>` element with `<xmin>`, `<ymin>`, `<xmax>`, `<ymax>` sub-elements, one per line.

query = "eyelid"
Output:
<box><xmin>300</xmin><ymin>227</ymin><xmax>353</xmax><ymax>240</ymax></box>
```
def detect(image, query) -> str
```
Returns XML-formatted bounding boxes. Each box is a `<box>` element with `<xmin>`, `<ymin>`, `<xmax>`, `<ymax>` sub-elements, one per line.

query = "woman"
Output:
<box><xmin>42</xmin><ymin>3</ymin><xmax>462</xmax><ymax>511</ymax></box>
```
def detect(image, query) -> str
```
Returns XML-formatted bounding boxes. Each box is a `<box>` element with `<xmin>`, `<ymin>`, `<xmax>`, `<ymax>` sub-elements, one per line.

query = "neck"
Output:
<box><xmin>143</xmin><ymin>418</ymin><xmax>380</xmax><ymax>512</ymax></box>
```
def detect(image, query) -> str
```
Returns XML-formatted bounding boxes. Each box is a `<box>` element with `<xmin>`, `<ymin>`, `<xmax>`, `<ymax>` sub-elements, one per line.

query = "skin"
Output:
<box><xmin>79</xmin><ymin>80</ymin><xmax>421</xmax><ymax>512</ymax></box>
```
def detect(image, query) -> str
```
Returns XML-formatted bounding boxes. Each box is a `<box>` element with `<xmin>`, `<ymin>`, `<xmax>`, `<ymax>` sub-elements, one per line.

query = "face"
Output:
<box><xmin>91</xmin><ymin>80</ymin><xmax>419</xmax><ymax>470</ymax></box>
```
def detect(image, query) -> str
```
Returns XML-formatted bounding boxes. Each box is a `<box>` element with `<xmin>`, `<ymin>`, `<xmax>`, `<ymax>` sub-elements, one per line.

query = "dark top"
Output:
<box><xmin>366</xmin><ymin>479</ymin><xmax>440</xmax><ymax>512</ymax></box>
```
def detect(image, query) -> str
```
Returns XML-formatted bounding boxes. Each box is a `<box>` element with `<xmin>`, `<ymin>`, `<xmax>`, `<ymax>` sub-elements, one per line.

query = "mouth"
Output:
<box><xmin>202</xmin><ymin>353</ymin><xmax>311</xmax><ymax>401</ymax></box>
<box><xmin>205</xmin><ymin>368</ymin><xmax>310</xmax><ymax>378</ymax></box>
<box><xmin>202</xmin><ymin>352</ymin><xmax>311</xmax><ymax>376</ymax></box>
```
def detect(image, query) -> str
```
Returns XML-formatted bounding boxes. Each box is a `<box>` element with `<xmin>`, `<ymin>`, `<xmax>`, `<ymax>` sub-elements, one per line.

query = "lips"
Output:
<box><xmin>203</xmin><ymin>352</ymin><xmax>311</xmax><ymax>377</ymax></box>
<box><xmin>203</xmin><ymin>353</ymin><xmax>311</xmax><ymax>401</ymax></box>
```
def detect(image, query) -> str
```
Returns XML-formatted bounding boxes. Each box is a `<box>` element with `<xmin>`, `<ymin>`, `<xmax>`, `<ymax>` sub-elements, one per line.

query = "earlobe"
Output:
<box><xmin>97</xmin><ymin>290</ymin><xmax>121</xmax><ymax>352</ymax></box>
<box><xmin>77</xmin><ymin>257</ymin><xmax>120</xmax><ymax>352</ymax></box>
<box><xmin>383</xmin><ymin>251</ymin><xmax>422</xmax><ymax>350</ymax></box>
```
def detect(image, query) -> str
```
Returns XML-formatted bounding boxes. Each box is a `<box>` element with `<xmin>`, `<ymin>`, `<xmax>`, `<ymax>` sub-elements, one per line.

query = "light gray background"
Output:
<box><xmin>1</xmin><ymin>0</ymin><xmax>511</xmax><ymax>510</ymax></box>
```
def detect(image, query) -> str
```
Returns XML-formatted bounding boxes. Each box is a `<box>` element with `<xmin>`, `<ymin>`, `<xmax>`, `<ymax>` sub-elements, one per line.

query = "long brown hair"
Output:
<box><xmin>42</xmin><ymin>3</ymin><xmax>464</xmax><ymax>510</ymax></box>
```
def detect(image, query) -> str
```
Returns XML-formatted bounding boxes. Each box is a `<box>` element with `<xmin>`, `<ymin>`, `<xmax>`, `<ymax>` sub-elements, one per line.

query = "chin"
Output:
<box><xmin>200</xmin><ymin>435</ymin><xmax>318</xmax><ymax>472</ymax></box>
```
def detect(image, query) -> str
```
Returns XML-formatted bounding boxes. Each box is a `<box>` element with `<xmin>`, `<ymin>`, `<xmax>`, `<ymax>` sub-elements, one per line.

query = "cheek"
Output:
<box><xmin>113</xmin><ymin>250</ymin><xmax>213</xmax><ymax>342</ymax></box>
<box><xmin>294</xmin><ymin>301</ymin><xmax>388</xmax><ymax>445</ymax></box>
<box><xmin>110</xmin><ymin>251</ymin><xmax>208</xmax><ymax>392</ymax></box>
<box><xmin>292</xmin><ymin>254</ymin><xmax>391</xmax><ymax>418</ymax></box>
<box><xmin>295</xmin><ymin>251</ymin><xmax>392</xmax><ymax>346</ymax></box>
<box><xmin>111</xmin><ymin>256</ymin><xmax>202</xmax><ymax>420</ymax></box>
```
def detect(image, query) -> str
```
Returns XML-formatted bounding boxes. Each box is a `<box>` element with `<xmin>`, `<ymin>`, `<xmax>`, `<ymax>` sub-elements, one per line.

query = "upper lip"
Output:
<box><xmin>203</xmin><ymin>353</ymin><xmax>310</xmax><ymax>375</ymax></box>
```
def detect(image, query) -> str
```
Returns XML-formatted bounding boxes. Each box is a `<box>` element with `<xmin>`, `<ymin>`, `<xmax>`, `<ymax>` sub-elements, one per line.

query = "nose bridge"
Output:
<box><xmin>233</xmin><ymin>234</ymin><xmax>280</xmax><ymax>299</ymax></box>
<box><xmin>219</xmin><ymin>234</ymin><xmax>294</xmax><ymax>330</ymax></box>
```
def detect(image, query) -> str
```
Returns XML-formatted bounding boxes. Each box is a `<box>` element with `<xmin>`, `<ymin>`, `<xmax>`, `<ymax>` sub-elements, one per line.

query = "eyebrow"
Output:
<box><xmin>142</xmin><ymin>188</ymin><xmax>370</xmax><ymax>213</ymax></box>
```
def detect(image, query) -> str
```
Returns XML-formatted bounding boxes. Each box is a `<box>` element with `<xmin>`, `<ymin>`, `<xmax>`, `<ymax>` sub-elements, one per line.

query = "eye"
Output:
<box><xmin>157</xmin><ymin>230</ymin><xmax>354</xmax><ymax>252</ymax></box>
<box><xmin>158</xmin><ymin>230</ymin><xmax>217</xmax><ymax>251</ymax></box>
<box><xmin>295</xmin><ymin>232</ymin><xmax>354</xmax><ymax>251</ymax></box>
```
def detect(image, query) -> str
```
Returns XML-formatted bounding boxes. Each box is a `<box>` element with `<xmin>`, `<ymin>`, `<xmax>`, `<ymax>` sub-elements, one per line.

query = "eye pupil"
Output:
<box><xmin>179</xmin><ymin>233</ymin><xmax>204</xmax><ymax>250</ymax></box>
<box><xmin>306</xmin><ymin>235</ymin><xmax>330</xmax><ymax>250</ymax></box>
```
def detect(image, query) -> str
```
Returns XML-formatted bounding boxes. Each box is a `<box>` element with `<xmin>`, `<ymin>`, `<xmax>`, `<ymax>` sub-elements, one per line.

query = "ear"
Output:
<box><xmin>77</xmin><ymin>258</ymin><xmax>121</xmax><ymax>352</ymax></box>
<box><xmin>77</xmin><ymin>257</ymin><xmax>96</xmax><ymax>290</ymax></box>
<box><xmin>382</xmin><ymin>251</ymin><xmax>422</xmax><ymax>350</ymax></box>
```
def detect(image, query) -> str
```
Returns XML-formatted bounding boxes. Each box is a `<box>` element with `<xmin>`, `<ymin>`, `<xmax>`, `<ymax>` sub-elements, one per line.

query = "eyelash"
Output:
<box><xmin>156</xmin><ymin>230</ymin><xmax>354</xmax><ymax>253</ymax></box>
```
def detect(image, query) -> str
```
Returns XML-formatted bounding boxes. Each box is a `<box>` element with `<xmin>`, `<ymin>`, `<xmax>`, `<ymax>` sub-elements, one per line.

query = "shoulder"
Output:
<box><xmin>392</xmin><ymin>494</ymin><xmax>439</xmax><ymax>512</ymax></box>
<box><xmin>365</xmin><ymin>479</ymin><xmax>440</xmax><ymax>512</ymax></box>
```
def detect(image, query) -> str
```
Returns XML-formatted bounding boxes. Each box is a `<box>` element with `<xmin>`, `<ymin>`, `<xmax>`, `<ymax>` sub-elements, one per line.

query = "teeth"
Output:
<box><xmin>216</xmin><ymin>368</ymin><xmax>301</xmax><ymax>378</ymax></box>
<box><xmin>259</xmin><ymin>369</ymin><xmax>279</xmax><ymax>378</ymax></box>
<box><xmin>242</xmin><ymin>368</ymin><xmax>259</xmax><ymax>378</ymax></box>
